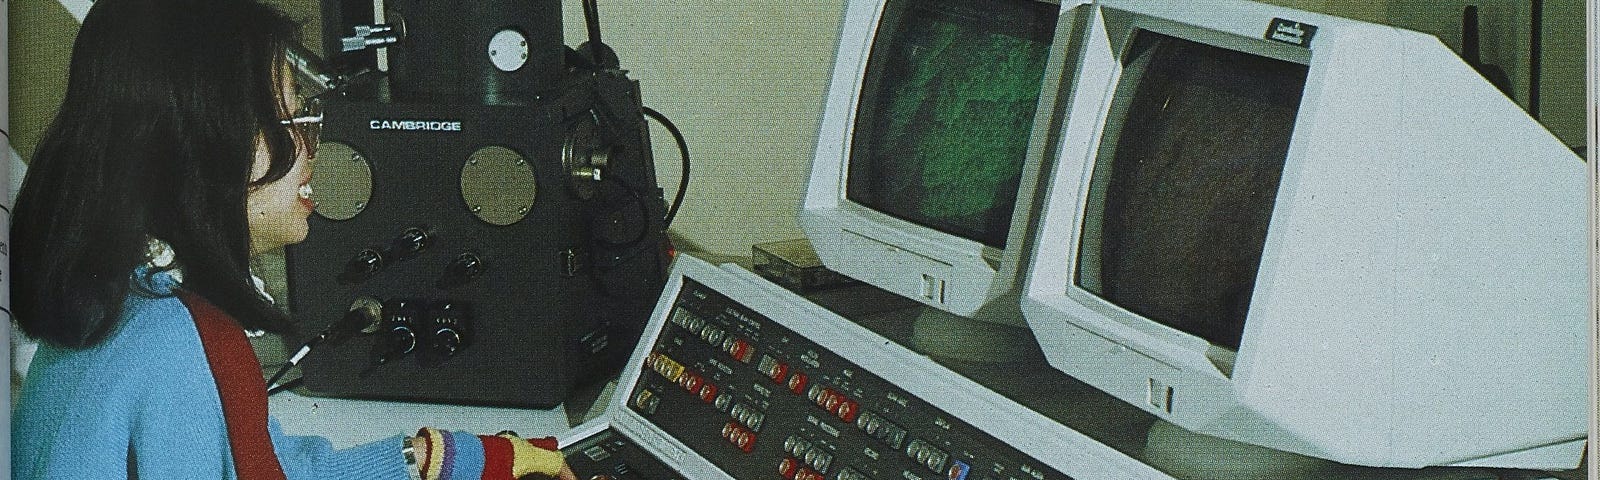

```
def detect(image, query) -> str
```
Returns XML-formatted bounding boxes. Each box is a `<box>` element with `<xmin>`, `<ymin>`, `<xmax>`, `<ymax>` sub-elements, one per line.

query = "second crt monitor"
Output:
<box><xmin>1022</xmin><ymin>0</ymin><xmax>1586</xmax><ymax>470</ymax></box>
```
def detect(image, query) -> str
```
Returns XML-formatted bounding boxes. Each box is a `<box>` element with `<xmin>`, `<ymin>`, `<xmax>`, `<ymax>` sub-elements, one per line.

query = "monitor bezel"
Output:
<box><xmin>1028</xmin><ymin>4</ymin><xmax>1321</xmax><ymax>375</ymax></box>
<box><xmin>1018</xmin><ymin>0</ymin><xmax>1590</xmax><ymax>468</ymax></box>
<box><xmin>841</xmin><ymin>0</ymin><xmax>1064</xmax><ymax>251</ymax></box>
<box><xmin>801</xmin><ymin>0</ymin><xmax>1074</xmax><ymax>318</ymax></box>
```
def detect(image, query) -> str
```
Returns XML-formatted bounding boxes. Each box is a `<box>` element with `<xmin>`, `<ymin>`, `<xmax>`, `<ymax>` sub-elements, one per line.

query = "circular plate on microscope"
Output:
<box><xmin>309</xmin><ymin>141</ymin><xmax>373</xmax><ymax>221</ymax></box>
<box><xmin>460</xmin><ymin>145</ymin><xmax>537</xmax><ymax>226</ymax></box>
<box><xmin>487</xmin><ymin>28</ymin><xmax>530</xmax><ymax>72</ymax></box>
<box><xmin>562</xmin><ymin>114</ymin><xmax>603</xmax><ymax>200</ymax></box>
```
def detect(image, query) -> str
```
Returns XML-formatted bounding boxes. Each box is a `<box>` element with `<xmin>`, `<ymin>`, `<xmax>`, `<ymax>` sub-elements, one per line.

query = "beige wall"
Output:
<box><xmin>558</xmin><ymin>0</ymin><xmax>1588</xmax><ymax>258</ymax></box>
<box><xmin>1262</xmin><ymin>0</ymin><xmax>1587</xmax><ymax>147</ymax></box>
<box><xmin>561</xmin><ymin>2</ymin><xmax>847</xmax><ymax>256</ymax></box>
<box><xmin>8</xmin><ymin>0</ymin><xmax>323</xmax><ymax>162</ymax></box>
<box><xmin>8</xmin><ymin>0</ymin><xmax>842</xmax><ymax>258</ymax></box>
<box><xmin>10</xmin><ymin>0</ymin><xmax>1589</xmax><ymax>261</ymax></box>
<box><xmin>9</xmin><ymin>0</ymin><xmax>78</xmax><ymax>164</ymax></box>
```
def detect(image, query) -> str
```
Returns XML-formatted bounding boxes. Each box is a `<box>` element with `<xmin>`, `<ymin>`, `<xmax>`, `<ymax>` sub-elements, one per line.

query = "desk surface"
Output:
<box><xmin>268</xmin><ymin>391</ymin><xmax>571</xmax><ymax>450</ymax></box>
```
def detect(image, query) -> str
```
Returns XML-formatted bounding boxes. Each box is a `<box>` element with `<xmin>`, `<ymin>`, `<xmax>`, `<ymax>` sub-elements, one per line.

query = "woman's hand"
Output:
<box><xmin>411</xmin><ymin>427</ymin><xmax>576</xmax><ymax>480</ymax></box>
<box><xmin>514</xmin><ymin>463</ymin><xmax>577</xmax><ymax>480</ymax></box>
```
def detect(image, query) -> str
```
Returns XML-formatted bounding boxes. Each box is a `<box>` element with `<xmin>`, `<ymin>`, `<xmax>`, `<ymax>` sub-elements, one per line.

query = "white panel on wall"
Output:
<box><xmin>55</xmin><ymin>0</ymin><xmax>91</xmax><ymax>22</ymax></box>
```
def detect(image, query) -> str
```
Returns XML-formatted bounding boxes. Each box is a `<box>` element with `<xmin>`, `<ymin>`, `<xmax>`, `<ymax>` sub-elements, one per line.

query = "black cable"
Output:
<box><xmin>265</xmin><ymin>361</ymin><xmax>296</xmax><ymax>392</ymax></box>
<box><xmin>642</xmin><ymin>106</ymin><xmax>689</xmax><ymax>228</ymax></box>
<box><xmin>589</xmin><ymin>183</ymin><xmax>660</xmax><ymax>271</ymax></box>
<box><xmin>1528</xmin><ymin>0</ymin><xmax>1542</xmax><ymax>119</ymax></box>
<box><xmin>266</xmin><ymin>376</ymin><xmax>304</xmax><ymax>396</ymax></box>
<box><xmin>583</xmin><ymin>0</ymin><xmax>605</xmax><ymax>67</ymax></box>
<box><xmin>595</xmin><ymin>174</ymin><xmax>656</xmax><ymax>249</ymax></box>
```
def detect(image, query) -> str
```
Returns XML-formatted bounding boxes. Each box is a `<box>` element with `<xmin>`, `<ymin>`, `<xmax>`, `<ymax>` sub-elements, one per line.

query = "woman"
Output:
<box><xmin>10</xmin><ymin>0</ymin><xmax>577</xmax><ymax>478</ymax></box>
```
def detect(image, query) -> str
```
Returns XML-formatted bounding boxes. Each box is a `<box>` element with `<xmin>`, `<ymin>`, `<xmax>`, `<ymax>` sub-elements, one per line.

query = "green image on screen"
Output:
<box><xmin>847</xmin><ymin>0</ymin><xmax>1056</xmax><ymax>248</ymax></box>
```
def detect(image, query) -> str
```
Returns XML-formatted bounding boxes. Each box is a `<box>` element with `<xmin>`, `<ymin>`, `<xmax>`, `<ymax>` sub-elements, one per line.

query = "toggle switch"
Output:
<box><xmin>340</xmin><ymin>247</ymin><xmax>386</xmax><ymax>284</ymax></box>
<box><xmin>436</xmin><ymin>252</ymin><xmax>485</xmax><ymax>289</ymax></box>
<box><xmin>389</xmin><ymin>226</ymin><xmax>431</xmax><ymax>261</ymax></box>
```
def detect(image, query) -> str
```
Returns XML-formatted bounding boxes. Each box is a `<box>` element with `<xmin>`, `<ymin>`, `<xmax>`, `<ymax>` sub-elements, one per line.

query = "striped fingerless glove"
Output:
<box><xmin>413</xmin><ymin>427</ymin><xmax>565</xmax><ymax>480</ymax></box>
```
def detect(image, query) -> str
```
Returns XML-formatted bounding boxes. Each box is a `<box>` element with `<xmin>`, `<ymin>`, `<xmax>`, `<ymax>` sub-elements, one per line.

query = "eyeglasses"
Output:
<box><xmin>280</xmin><ymin>98</ymin><xmax>323</xmax><ymax>158</ymax></box>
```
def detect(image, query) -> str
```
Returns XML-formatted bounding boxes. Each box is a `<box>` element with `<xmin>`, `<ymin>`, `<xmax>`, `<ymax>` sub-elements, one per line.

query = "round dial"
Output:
<box><xmin>308</xmin><ymin>142</ymin><xmax>374</xmax><ymax>221</ymax></box>
<box><xmin>459</xmin><ymin>146</ymin><xmax>537</xmax><ymax>226</ymax></box>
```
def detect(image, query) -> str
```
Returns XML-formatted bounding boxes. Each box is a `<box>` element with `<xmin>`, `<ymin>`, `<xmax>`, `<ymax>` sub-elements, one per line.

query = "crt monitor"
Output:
<box><xmin>1021</xmin><ymin>0</ymin><xmax>1588</xmax><ymax>470</ymax></box>
<box><xmin>800</xmin><ymin>0</ymin><xmax>1066</xmax><ymax>323</ymax></box>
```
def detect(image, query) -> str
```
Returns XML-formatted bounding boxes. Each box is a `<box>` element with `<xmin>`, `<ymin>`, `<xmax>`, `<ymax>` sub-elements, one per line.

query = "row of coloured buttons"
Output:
<box><xmin>720</xmin><ymin>421</ymin><xmax>756</xmax><ymax>453</ymax></box>
<box><xmin>854</xmin><ymin>411</ymin><xmax>907</xmax><ymax>449</ymax></box>
<box><xmin>671</xmin><ymin>366</ymin><xmax>723</xmax><ymax>405</ymax></box>
<box><xmin>781</xmin><ymin>435</ymin><xmax>834</xmax><ymax>474</ymax></box>
<box><xmin>676</xmin><ymin>369</ymin><xmax>704</xmax><ymax>393</ymax></box>
<box><xmin>806</xmin><ymin>384</ymin><xmax>860</xmax><ymax>424</ymax></box>
<box><xmin>905</xmin><ymin>439</ymin><xmax>950</xmax><ymax>474</ymax></box>
<box><xmin>673</xmin><ymin>308</ymin><xmax>735</xmax><ymax>352</ymax></box>
<box><xmin>646</xmin><ymin>352</ymin><xmax>685</xmax><ymax>383</ymax></box>
<box><xmin>650</xmin><ymin>351</ymin><xmax>743</xmax><ymax>416</ymax></box>
<box><xmin>757</xmin><ymin>355</ymin><xmax>790</xmax><ymax>384</ymax></box>
<box><xmin>757</xmin><ymin>355</ymin><xmax>812</xmax><ymax>395</ymax></box>
<box><xmin>778</xmin><ymin>457</ymin><xmax>825</xmax><ymax>480</ymax></box>
<box><xmin>719</xmin><ymin>336</ymin><xmax>755</xmax><ymax>363</ymax></box>
<box><xmin>729</xmin><ymin>402</ymin><xmax>766</xmax><ymax>432</ymax></box>
<box><xmin>668</xmin><ymin>308</ymin><xmax>701</xmax><ymax>332</ymax></box>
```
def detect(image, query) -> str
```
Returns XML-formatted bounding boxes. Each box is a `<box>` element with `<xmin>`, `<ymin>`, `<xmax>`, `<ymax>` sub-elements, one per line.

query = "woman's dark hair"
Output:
<box><xmin>13</xmin><ymin>0</ymin><xmax>305</xmax><ymax>347</ymax></box>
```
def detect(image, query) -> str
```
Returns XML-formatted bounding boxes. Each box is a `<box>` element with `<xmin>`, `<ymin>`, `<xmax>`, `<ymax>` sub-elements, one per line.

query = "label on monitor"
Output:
<box><xmin>1265</xmin><ymin>18</ymin><xmax>1317</xmax><ymax>48</ymax></box>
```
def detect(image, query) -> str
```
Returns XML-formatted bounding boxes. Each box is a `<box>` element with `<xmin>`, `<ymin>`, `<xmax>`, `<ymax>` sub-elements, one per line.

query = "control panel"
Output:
<box><xmin>623</xmin><ymin>277</ymin><xmax>1073</xmax><ymax>480</ymax></box>
<box><xmin>563</xmin><ymin>428</ymin><xmax>686</xmax><ymax>480</ymax></box>
<box><xmin>284</xmin><ymin>71</ymin><xmax>670</xmax><ymax>408</ymax></box>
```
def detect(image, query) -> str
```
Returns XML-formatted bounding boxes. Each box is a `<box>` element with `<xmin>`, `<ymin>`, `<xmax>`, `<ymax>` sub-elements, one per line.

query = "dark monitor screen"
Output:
<box><xmin>846</xmin><ymin>0</ymin><xmax>1058</xmax><ymax>249</ymax></box>
<box><xmin>1075</xmin><ymin>30</ymin><xmax>1308</xmax><ymax>350</ymax></box>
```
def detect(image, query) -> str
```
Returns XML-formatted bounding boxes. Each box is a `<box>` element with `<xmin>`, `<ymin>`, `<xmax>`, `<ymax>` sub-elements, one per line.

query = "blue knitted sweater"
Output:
<box><xmin>12</xmin><ymin>271</ymin><xmax>410</xmax><ymax>479</ymax></box>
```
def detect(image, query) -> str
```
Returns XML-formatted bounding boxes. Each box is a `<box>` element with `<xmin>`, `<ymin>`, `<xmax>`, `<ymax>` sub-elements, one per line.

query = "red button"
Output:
<box><xmin>736</xmin><ymin>431</ymin><xmax>756</xmax><ymax>453</ymax></box>
<box><xmin>699</xmin><ymin>384</ymin><xmax>718</xmax><ymax>403</ymax></box>
<box><xmin>823</xmin><ymin>390</ymin><xmax>843</xmax><ymax>412</ymax></box>
<box><xmin>788</xmin><ymin>372</ymin><xmax>808</xmax><ymax>395</ymax></box>
<box><xmin>770</xmin><ymin>362</ymin><xmax>789</xmax><ymax>383</ymax></box>
<box><xmin>723</xmin><ymin>421</ymin><xmax>756</xmax><ymax>453</ymax></box>
<box><xmin>837</xmin><ymin>400</ymin><xmax>859</xmax><ymax>423</ymax></box>
<box><xmin>729</xmin><ymin>339</ymin><xmax>753</xmax><ymax>363</ymax></box>
<box><xmin>779</xmin><ymin>457</ymin><xmax>799</xmax><ymax>479</ymax></box>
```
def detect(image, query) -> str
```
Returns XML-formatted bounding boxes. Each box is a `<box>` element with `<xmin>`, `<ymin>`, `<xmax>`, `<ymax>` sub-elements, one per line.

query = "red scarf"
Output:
<box><xmin>178</xmin><ymin>291</ymin><xmax>288</xmax><ymax>480</ymax></box>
